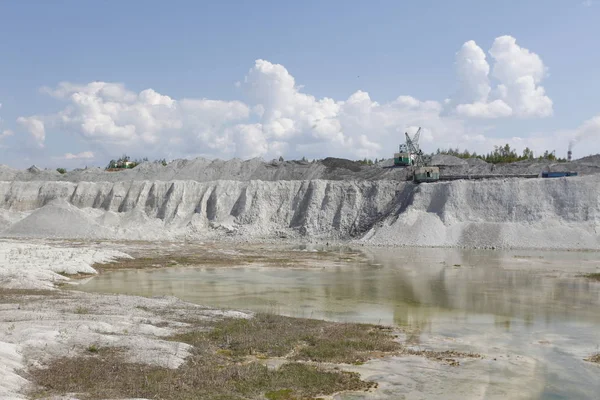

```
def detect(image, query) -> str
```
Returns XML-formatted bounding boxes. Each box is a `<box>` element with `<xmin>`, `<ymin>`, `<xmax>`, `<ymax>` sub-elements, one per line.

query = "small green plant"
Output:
<box><xmin>87</xmin><ymin>344</ymin><xmax>99</xmax><ymax>353</ymax></box>
<box><xmin>265</xmin><ymin>389</ymin><xmax>295</xmax><ymax>400</ymax></box>
<box><xmin>75</xmin><ymin>306</ymin><xmax>90</xmax><ymax>314</ymax></box>
<box><xmin>56</xmin><ymin>168</ymin><xmax>67</xmax><ymax>174</ymax></box>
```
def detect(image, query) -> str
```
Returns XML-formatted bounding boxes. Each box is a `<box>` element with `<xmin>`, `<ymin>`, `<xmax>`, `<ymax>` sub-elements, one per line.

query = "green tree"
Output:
<box><xmin>522</xmin><ymin>147</ymin><xmax>534</xmax><ymax>159</ymax></box>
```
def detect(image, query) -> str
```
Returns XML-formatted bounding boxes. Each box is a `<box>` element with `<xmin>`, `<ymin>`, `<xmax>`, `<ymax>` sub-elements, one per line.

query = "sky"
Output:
<box><xmin>0</xmin><ymin>0</ymin><xmax>599</xmax><ymax>169</ymax></box>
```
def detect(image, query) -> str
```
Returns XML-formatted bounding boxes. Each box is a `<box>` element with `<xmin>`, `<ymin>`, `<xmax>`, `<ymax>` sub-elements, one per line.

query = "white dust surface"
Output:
<box><xmin>0</xmin><ymin>240</ymin><xmax>249</xmax><ymax>399</ymax></box>
<box><xmin>0</xmin><ymin>239</ymin><xmax>131</xmax><ymax>289</ymax></box>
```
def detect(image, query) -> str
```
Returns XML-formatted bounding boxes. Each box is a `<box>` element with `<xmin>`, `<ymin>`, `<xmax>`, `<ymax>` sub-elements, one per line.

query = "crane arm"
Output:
<box><xmin>412</xmin><ymin>127</ymin><xmax>421</xmax><ymax>146</ymax></box>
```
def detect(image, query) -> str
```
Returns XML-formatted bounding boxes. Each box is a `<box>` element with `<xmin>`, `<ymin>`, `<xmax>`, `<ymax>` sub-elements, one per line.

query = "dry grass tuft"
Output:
<box><xmin>585</xmin><ymin>353</ymin><xmax>600</xmax><ymax>363</ymax></box>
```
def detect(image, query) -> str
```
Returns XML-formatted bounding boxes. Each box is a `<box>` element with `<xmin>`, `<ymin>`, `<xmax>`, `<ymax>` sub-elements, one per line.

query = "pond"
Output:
<box><xmin>79</xmin><ymin>245</ymin><xmax>600</xmax><ymax>399</ymax></box>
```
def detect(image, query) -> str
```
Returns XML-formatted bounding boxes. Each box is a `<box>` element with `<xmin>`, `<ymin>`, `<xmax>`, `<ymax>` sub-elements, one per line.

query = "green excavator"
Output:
<box><xmin>393</xmin><ymin>127</ymin><xmax>439</xmax><ymax>183</ymax></box>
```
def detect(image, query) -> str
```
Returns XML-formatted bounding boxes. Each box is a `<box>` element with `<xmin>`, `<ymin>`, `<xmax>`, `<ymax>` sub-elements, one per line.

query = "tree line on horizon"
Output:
<box><xmin>351</xmin><ymin>143</ymin><xmax>567</xmax><ymax>165</ymax></box>
<box><xmin>435</xmin><ymin>144</ymin><xmax>567</xmax><ymax>164</ymax></box>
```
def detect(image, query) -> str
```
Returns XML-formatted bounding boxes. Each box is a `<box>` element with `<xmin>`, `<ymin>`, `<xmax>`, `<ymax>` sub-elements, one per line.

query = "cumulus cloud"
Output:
<box><xmin>454</xmin><ymin>36</ymin><xmax>552</xmax><ymax>118</ymax></box>
<box><xmin>234</xmin><ymin>60</ymin><xmax>461</xmax><ymax>159</ymax></box>
<box><xmin>28</xmin><ymin>81</ymin><xmax>250</xmax><ymax>156</ymax></box>
<box><xmin>12</xmin><ymin>36</ymin><xmax>573</xmax><ymax>162</ymax></box>
<box><xmin>63</xmin><ymin>151</ymin><xmax>95</xmax><ymax>160</ymax></box>
<box><xmin>454</xmin><ymin>40</ymin><xmax>493</xmax><ymax>104</ymax></box>
<box><xmin>19</xmin><ymin>60</ymin><xmax>465</xmax><ymax>161</ymax></box>
<box><xmin>17</xmin><ymin>116</ymin><xmax>46</xmax><ymax>146</ymax></box>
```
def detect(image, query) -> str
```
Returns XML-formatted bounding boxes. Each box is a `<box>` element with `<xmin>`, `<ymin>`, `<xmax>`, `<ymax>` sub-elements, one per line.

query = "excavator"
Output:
<box><xmin>393</xmin><ymin>127</ymin><xmax>439</xmax><ymax>183</ymax></box>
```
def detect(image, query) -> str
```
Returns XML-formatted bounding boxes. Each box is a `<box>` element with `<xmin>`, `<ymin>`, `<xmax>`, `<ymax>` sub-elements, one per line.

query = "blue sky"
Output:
<box><xmin>0</xmin><ymin>0</ymin><xmax>599</xmax><ymax>168</ymax></box>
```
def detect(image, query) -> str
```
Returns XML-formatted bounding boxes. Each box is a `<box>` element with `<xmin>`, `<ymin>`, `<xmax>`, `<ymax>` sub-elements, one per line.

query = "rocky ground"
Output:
<box><xmin>3</xmin><ymin>154</ymin><xmax>600</xmax><ymax>183</ymax></box>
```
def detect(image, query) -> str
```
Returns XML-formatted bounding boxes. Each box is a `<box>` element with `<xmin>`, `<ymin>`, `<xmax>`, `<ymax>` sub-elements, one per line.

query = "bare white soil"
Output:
<box><xmin>0</xmin><ymin>240</ymin><xmax>248</xmax><ymax>399</ymax></box>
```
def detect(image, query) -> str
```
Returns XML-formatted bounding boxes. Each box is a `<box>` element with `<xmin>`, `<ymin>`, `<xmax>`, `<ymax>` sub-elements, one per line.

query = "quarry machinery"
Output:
<box><xmin>404</xmin><ymin>127</ymin><xmax>440</xmax><ymax>183</ymax></box>
<box><xmin>394</xmin><ymin>141</ymin><xmax>414</xmax><ymax>166</ymax></box>
<box><xmin>394</xmin><ymin>127</ymin><xmax>423</xmax><ymax>167</ymax></box>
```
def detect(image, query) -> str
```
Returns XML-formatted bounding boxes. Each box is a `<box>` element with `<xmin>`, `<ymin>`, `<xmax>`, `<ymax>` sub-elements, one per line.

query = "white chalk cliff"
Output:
<box><xmin>0</xmin><ymin>176</ymin><xmax>598</xmax><ymax>249</ymax></box>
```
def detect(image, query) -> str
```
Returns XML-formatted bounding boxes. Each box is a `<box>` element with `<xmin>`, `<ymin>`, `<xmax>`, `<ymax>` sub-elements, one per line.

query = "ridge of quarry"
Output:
<box><xmin>0</xmin><ymin>154</ymin><xmax>599</xmax><ymax>249</ymax></box>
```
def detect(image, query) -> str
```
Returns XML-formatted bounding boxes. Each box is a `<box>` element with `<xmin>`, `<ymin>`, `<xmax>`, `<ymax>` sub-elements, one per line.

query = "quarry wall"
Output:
<box><xmin>0</xmin><ymin>176</ymin><xmax>598</xmax><ymax>249</ymax></box>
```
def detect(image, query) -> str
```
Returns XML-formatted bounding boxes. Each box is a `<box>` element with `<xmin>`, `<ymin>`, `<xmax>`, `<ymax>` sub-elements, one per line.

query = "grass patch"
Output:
<box><xmin>581</xmin><ymin>273</ymin><xmax>600</xmax><ymax>282</ymax></box>
<box><xmin>87</xmin><ymin>344</ymin><xmax>99</xmax><ymax>353</ymax></box>
<box><xmin>91</xmin><ymin>245</ymin><xmax>367</xmax><ymax>273</ymax></box>
<box><xmin>172</xmin><ymin>313</ymin><xmax>401</xmax><ymax>364</ymax></box>
<box><xmin>75</xmin><ymin>306</ymin><xmax>91</xmax><ymax>314</ymax></box>
<box><xmin>28</xmin><ymin>313</ymin><xmax>394</xmax><ymax>399</ymax></box>
<box><xmin>265</xmin><ymin>389</ymin><xmax>294</xmax><ymax>400</ymax></box>
<box><xmin>28</xmin><ymin>312</ymin><xmax>479</xmax><ymax>399</ymax></box>
<box><xmin>0</xmin><ymin>288</ymin><xmax>58</xmax><ymax>297</ymax></box>
<box><xmin>585</xmin><ymin>353</ymin><xmax>600</xmax><ymax>363</ymax></box>
<box><xmin>29</xmin><ymin>349</ymin><xmax>372</xmax><ymax>400</ymax></box>
<box><xmin>0</xmin><ymin>288</ymin><xmax>64</xmax><ymax>304</ymax></box>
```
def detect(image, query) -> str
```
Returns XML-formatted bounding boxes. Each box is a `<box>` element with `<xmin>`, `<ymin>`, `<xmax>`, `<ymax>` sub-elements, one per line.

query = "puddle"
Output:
<box><xmin>79</xmin><ymin>245</ymin><xmax>600</xmax><ymax>399</ymax></box>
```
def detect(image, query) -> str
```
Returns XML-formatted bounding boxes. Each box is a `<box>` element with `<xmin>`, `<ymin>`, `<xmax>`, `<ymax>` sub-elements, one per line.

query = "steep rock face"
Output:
<box><xmin>364</xmin><ymin>177</ymin><xmax>600</xmax><ymax>249</ymax></box>
<box><xmin>0</xmin><ymin>176</ymin><xmax>598</xmax><ymax>249</ymax></box>
<box><xmin>0</xmin><ymin>180</ymin><xmax>400</xmax><ymax>240</ymax></box>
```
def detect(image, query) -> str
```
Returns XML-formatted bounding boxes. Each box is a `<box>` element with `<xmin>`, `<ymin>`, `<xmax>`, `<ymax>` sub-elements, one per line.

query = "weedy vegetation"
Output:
<box><xmin>581</xmin><ymin>273</ymin><xmax>600</xmax><ymax>282</ymax></box>
<box><xmin>29</xmin><ymin>313</ymin><xmax>400</xmax><ymax>399</ymax></box>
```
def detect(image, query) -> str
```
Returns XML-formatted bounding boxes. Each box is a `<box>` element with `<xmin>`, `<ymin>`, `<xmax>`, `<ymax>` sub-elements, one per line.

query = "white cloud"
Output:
<box><xmin>454</xmin><ymin>36</ymin><xmax>552</xmax><ymax>118</ymax></box>
<box><xmin>582</xmin><ymin>0</ymin><xmax>593</xmax><ymax>7</ymax></box>
<box><xmin>20</xmin><ymin>60</ymin><xmax>466</xmax><ymax>161</ymax></box>
<box><xmin>63</xmin><ymin>151</ymin><xmax>95</xmax><ymax>160</ymax></box>
<box><xmin>28</xmin><ymin>81</ymin><xmax>250</xmax><ymax>156</ymax></box>
<box><xmin>14</xmin><ymin>35</ymin><xmax>585</xmax><ymax>163</ymax></box>
<box><xmin>490</xmin><ymin>36</ymin><xmax>552</xmax><ymax>117</ymax></box>
<box><xmin>17</xmin><ymin>116</ymin><xmax>46</xmax><ymax>146</ymax></box>
<box><xmin>454</xmin><ymin>40</ymin><xmax>492</xmax><ymax>104</ymax></box>
<box><xmin>456</xmin><ymin>100</ymin><xmax>512</xmax><ymax>118</ymax></box>
<box><xmin>1</xmin><ymin>130</ymin><xmax>14</xmax><ymax>138</ymax></box>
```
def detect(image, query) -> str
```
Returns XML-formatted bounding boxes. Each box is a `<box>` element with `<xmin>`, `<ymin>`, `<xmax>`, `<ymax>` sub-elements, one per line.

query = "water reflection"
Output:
<box><xmin>79</xmin><ymin>246</ymin><xmax>600</xmax><ymax>331</ymax></box>
<box><xmin>78</xmin><ymin>246</ymin><xmax>600</xmax><ymax>399</ymax></box>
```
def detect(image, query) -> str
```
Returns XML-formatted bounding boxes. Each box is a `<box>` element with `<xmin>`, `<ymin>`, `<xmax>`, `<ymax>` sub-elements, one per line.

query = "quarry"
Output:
<box><xmin>1</xmin><ymin>154</ymin><xmax>600</xmax><ymax>249</ymax></box>
<box><xmin>1</xmin><ymin>154</ymin><xmax>599</xmax><ymax>399</ymax></box>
